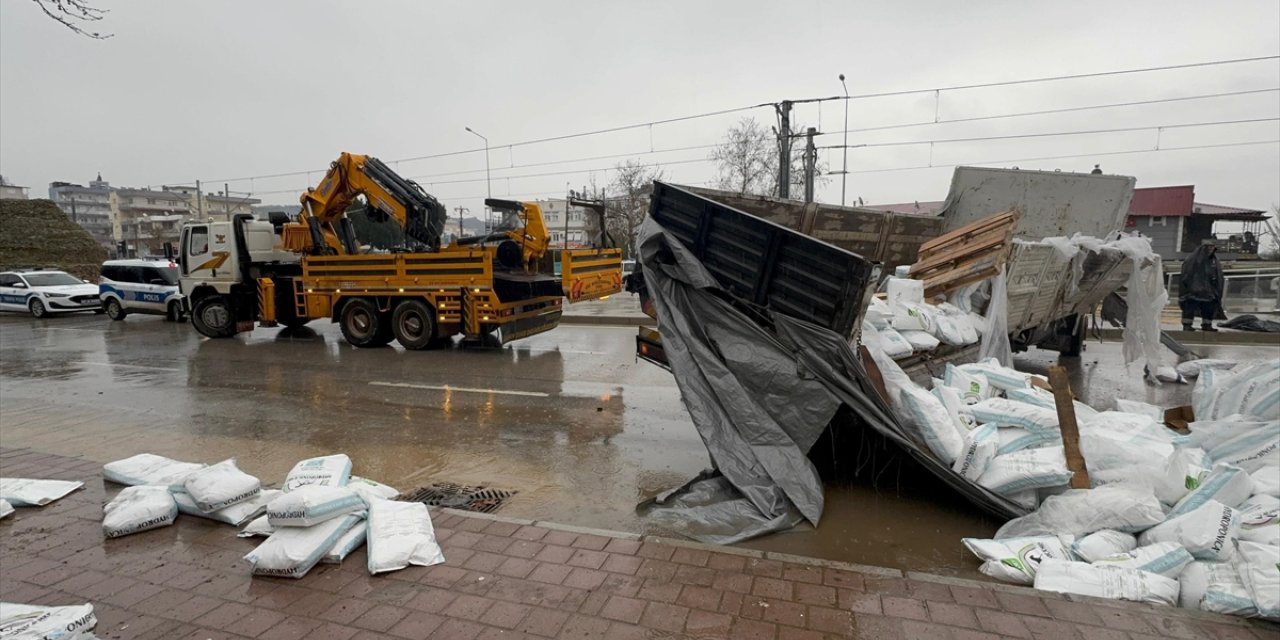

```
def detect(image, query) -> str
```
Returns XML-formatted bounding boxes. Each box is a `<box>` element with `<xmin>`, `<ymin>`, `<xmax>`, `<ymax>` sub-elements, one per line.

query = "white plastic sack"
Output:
<box><xmin>890</xmin><ymin>302</ymin><xmax>937</xmax><ymax>333</ymax></box>
<box><xmin>1071</xmin><ymin>529</ymin><xmax>1137</xmax><ymax>563</ymax></box>
<box><xmin>322</xmin><ymin>520</ymin><xmax>368</xmax><ymax>564</ymax></box>
<box><xmin>1175</xmin><ymin>359</ymin><xmax>1236</xmax><ymax>378</ymax></box>
<box><xmin>1090</xmin><ymin>466</ymin><xmax>1159</xmax><ymax>493</ymax></box>
<box><xmin>876</xmin><ymin>326</ymin><xmax>914</xmax><ymax>359</ymax></box>
<box><xmin>238</xmin><ymin>515</ymin><xmax>274</xmax><ymax>538</ymax></box>
<box><xmin>1139</xmin><ymin>499</ymin><xmax>1240</xmax><ymax>561</ymax></box>
<box><xmin>102</xmin><ymin>486</ymin><xmax>177</xmax><ymax>538</ymax></box>
<box><xmin>900</xmin><ymin>330</ymin><xmax>940</xmax><ymax>352</ymax></box>
<box><xmin>1091</xmin><ymin>541</ymin><xmax>1194</xmax><ymax>579</ymax></box>
<box><xmin>182</xmin><ymin>459</ymin><xmax>261</xmax><ymax>512</ymax></box>
<box><xmin>969</xmin><ymin>398</ymin><xmax>1058</xmax><ymax>433</ymax></box>
<box><xmin>996</xmin><ymin>427</ymin><xmax>1058</xmax><ymax>455</ymax></box>
<box><xmin>1238</xmin><ymin>494</ymin><xmax>1280</xmax><ymax>546</ymax></box>
<box><xmin>174</xmin><ymin>489</ymin><xmax>281</xmax><ymax>526</ymax></box>
<box><xmin>943</xmin><ymin>363</ymin><xmax>991</xmax><ymax>404</ymax></box>
<box><xmin>1211</xmin><ymin>428</ymin><xmax>1280</xmax><ymax>474</ymax></box>
<box><xmin>347</xmin><ymin>476</ymin><xmax>399</xmax><ymax>505</ymax></box>
<box><xmin>996</xmin><ymin>485</ymin><xmax>1166</xmax><ymax>538</ymax></box>
<box><xmin>244</xmin><ymin>513</ymin><xmax>360</xmax><ymax>578</ymax></box>
<box><xmin>1113</xmin><ymin>399</ymin><xmax>1164</xmax><ymax>421</ymax></box>
<box><xmin>1079</xmin><ymin>426</ymin><xmax>1175</xmax><ymax>473</ymax></box>
<box><xmin>886</xmin><ymin>277</ymin><xmax>924</xmax><ymax>305</ymax></box>
<box><xmin>1199</xmin><ymin>560</ymin><xmax>1259</xmax><ymax>616</ymax></box>
<box><xmin>1168</xmin><ymin>463</ymin><xmax>1254</xmax><ymax>517</ymax></box>
<box><xmin>962</xmin><ymin>535</ymin><xmax>1072</xmax><ymax>584</ymax></box>
<box><xmin>266</xmin><ymin>485</ymin><xmax>365</xmax><ymax>527</ymax></box>
<box><xmin>978</xmin><ymin>447</ymin><xmax>1072</xmax><ymax>495</ymax></box>
<box><xmin>1197</xmin><ymin>361</ymin><xmax>1280</xmax><ymax>421</ymax></box>
<box><xmin>367</xmin><ymin>500</ymin><xmax>445</xmax><ymax>575</ymax></box>
<box><xmin>1252</xmin><ymin>466</ymin><xmax>1280</xmax><ymax>498</ymax></box>
<box><xmin>1235</xmin><ymin>541</ymin><xmax>1280</xmax><ymax>619</ymax></box>
<box><xmin>1156</xmin><ymin>447</ymin><xmax>1212</xmax><ymax>506</ymax></box>
<box><xmin>898</xmin><ymin>384</ymin><xmax>966</xmax><ymax>464</ymax></box>
<box><xmin>0</xmin><ymin>602</ymin><xmax>96</xmax><ymax>639</ymax></box>
<box><xmin>283</xmin><ymin>454</ymin><xmax>353</xmax><ymax>492</ymax></box>
<box><xmin>934</xmin><ymin>302</ymin><xmax>980</xmax><ymax>345</ymax></box>
<box><xmin>0</xmin><ymin>478</ymin><xmax>83</xmax><ymax>507</ymax></box>
<box><xmin>1033</xmin><ymin>559</ymin><xmax>1178</xmax><ymax>606</ymax></box>
<box><xmin>933</xmin><ymin>385</ymin><xmax>978</xmax><ymax>435</ymax></box>
<box><xmin>1155</xmin><ymin>366</ymin><xmax>1188</xmax><ymax>384</ymax></box>
<box><xmin>0</xmin><ymin>500</ymin><xmax>12</xmax><ymax>520</ymax></box>
<box><xmin>953</xmin><ymin>423</ymin><xmax>999</xmax><ymax>481</ymax></box>
<box><xmin>959</xmin><ymin>358</ymin><xmax>1030</xmax><ymax>392</ymax></box>
<box><xmin>865</xmin><ymin>297</ymin><xmax>892</xmax><ymax>329</ymax></box>
<box><xmin>1178</xmin><ymin>561</ymin><xmax>1213</xmax><ymax>609</ymax></box>
<box><xmin>102</xmin><ymin>453</ymin><xmax>205</xmax><ymax>489</ymax></box>
<box><xmin>1184</xmin><ymin>415</ymin><xmax>1274</xmax><ymax>452</ymax></box>
<box><xmin>1006</xmin><ymin>387</ymin><xmax>1099</xmax><ymax>422</ymax></box>
<box><xmin>931</xmin><ymin>315</ymin><xmax>968</xmax><ymax>346</ymax></box>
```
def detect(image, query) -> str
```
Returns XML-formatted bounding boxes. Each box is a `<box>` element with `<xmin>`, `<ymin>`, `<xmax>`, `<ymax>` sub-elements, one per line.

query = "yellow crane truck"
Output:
<box><xmin>177</xmin><ymin>152</ymin><xmax>622</xmax><ymax>348</ymax></box>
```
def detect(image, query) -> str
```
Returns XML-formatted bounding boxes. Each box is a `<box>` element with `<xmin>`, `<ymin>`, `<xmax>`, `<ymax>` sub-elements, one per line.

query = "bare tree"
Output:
<box><xmin>709</xmin><ymin>116</ymin><xmax>830</xmax><ymax>199</ymax></box>
<box><xmin>607</xmin><ymin>160</ymin><xmax>664</xmax><ymax>258</ymax></box>
<box><xmin>31</xmin><ymin>0</ymin><xmax>112</xmax><ymax>39</ymax></box>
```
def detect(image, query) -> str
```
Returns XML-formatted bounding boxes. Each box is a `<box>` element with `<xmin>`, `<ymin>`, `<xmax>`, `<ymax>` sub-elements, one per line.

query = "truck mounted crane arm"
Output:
<box><xmin>291</xmin><ymin>152</ymin><xmax>448</xmax><ymax>254</ymax></box>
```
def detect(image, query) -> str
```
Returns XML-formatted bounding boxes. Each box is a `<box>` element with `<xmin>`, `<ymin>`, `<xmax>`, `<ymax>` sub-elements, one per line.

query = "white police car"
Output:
<box><xmin>99</xmin><ymin>259</ymin><xmax>186</xmax><ymax>321</ymax></box>
<box><xmin>0</xmin><ymin>269</ymin><xmax>104</xmax><ymax>317</ymax></box>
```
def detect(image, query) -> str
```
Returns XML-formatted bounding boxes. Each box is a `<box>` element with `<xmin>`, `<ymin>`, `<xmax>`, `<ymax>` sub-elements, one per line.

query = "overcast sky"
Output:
<box><xmin>2</xmin><ymin>1</ymin><xmax>1277</xmax><ymax>220</ymax></box>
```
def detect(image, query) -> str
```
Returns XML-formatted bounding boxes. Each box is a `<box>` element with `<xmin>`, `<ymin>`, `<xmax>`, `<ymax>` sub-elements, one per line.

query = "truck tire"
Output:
<box><xmin>105</xmin><ymin>298</ymin><xmax>127</xmax><ymax>321</ymax></box>
<box><xmin>340</xmin><ymin>297</ymin><xmax>392</xmax><ymax>347</ymax></box>
<box><xmin>1059</xmin><ymin>314</ymin><xmax>1086</xmax><ymax>357</ymax></box>
<box><xmin>191</xmin><ymin>295</ymin><xmax>237</xmax><ymax>338</ymax></box>
<box><xmin>392</xmin><ymin>300</ymin><xmax>437</xmax><ymax>350</ymax></box>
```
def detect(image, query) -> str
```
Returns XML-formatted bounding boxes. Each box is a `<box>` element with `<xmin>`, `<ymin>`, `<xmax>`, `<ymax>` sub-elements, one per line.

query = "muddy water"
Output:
<box><xmin>0</xmin><ymin>315</ymin><xmax>1267</xmax><ymax>576</ymax></box>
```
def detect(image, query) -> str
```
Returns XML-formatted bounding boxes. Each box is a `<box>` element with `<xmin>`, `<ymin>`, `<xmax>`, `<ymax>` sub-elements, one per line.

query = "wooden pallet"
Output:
<box><xmin>908</xmin><ymin>208</ymin><xmax>1019</xmax><ymax>297</ymax></box>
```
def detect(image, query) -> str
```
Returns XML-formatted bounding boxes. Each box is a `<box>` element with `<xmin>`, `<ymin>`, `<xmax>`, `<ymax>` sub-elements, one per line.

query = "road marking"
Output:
<box><xmin>77</xmin><ymin>361</ymin><xmax>182</xmax><ymax>372</ymax></box>
<box><xmin>369</xmin><ymin>381</ymin><xmax>549</xmax><ymax>397</ymax></box>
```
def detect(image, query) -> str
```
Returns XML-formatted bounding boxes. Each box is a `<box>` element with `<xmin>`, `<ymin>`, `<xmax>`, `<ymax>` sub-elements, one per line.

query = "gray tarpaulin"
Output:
<box><xmin>636</xmin><ymin>218</ymin><xmax>1024</xmax><ymax>543</ymax></box>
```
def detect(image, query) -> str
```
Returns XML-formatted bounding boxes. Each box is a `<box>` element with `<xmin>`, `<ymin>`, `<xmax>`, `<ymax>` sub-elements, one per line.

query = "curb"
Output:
<box><xmin>1094</xmin><ymin>328</ymin><xmax>1279</xmax><ymax>346</ymax></box>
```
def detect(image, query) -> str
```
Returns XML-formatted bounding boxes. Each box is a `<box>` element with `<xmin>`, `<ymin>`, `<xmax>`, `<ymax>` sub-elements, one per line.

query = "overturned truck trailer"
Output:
<box><xmin>630</xmin><ymin>169</ymin><xmax>1142</xmax><ymax>539</ymax></box>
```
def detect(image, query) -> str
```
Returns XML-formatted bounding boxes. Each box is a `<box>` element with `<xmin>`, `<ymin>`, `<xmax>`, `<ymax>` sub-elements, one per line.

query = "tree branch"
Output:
<box><xmin>31</xmin><ymin>0</ymin><xmax>112</xmax><ymax>39</ymax></box>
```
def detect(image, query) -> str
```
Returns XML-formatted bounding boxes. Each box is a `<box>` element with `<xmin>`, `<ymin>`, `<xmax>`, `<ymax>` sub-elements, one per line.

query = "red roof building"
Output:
<box><xmin>1126</xmin><ymin>186</ymin><xmax>1269</xmax><ymax>260</ymax></box>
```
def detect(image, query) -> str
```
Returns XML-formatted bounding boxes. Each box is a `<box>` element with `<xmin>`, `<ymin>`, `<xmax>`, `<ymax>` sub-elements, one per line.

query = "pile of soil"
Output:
<box><xmin>0</xmin><ymin>199</ymin><xmax>107</xmax><ymax>280</ymax></box>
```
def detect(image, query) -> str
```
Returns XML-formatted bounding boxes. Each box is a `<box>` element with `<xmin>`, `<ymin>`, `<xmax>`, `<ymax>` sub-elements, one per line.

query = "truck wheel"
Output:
<box><xmin>392</xmin><ymin>300</ymin><xmax>437</xmax><ymax>350</ymax></box>
<box><xmin>191</xmin><ymin>296</ymin><xmax>237</xmax><ymax>338</ymax></box>
<box><xmin>106</xmin><ymin>298</ymin><xmax>127</xmax><ymax>321</ymax></box>
<box><xmin>340</xmin><ymin>297</ymin><xmax>391</xmax><ymax>347</ymax></box>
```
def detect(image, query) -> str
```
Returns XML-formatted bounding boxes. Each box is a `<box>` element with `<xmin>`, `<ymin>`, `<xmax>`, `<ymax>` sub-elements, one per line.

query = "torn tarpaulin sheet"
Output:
<box><xmin>633</xmin><ymin>218</ymin><xmax>841</xmax><ymax>544</ymax></box>
<box><xmin>635</xmin><ymin>218</ymin><xmax>1026</xmax><ymax>543</ymax></box>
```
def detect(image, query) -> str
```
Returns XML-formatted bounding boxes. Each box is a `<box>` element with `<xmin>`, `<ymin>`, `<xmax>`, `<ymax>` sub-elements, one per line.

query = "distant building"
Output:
<box><xmin>1125</xmin><ymin>186</ymin><xmax>1269</xmax><ymax>261</ymax></box>
<box><xmin>537</xmin><ymin>198</ymin><xmax>596</xmax><ymax>248</ymax></box>
<box><xmin>50</xmin><ymin>175</ymin><xmax>260</xmax><ymax>257</ymax></box>
<box><xmin>0</xmin><ymin>175</ymin><xmax>29</xmax><ymax>200</ymax></box>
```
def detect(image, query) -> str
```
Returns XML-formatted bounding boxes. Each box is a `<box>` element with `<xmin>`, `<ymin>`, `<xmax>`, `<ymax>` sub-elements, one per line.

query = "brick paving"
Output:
<box><xmin>1</xmin><ymin>447</ymin><xmax>1277</xmax><ymax>639</ymax></box>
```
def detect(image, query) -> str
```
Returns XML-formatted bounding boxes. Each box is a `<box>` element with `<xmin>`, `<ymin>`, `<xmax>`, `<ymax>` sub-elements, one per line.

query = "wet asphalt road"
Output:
<box><xmin>0</xmin><ymin>310</ymin><xmax>1271</xmax><ymax>576</ymax></box>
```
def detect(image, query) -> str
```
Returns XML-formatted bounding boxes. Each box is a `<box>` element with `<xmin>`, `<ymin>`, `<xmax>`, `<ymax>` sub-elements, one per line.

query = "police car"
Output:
<box><xmin>98</xmin><ymin>259</ymin><xmax>186</xmax><ymax>321</ymax></box>
<box><xmin>0</xmin><ymin>269</ymin><xmax>104</xmax><ymax>317</ymax></box>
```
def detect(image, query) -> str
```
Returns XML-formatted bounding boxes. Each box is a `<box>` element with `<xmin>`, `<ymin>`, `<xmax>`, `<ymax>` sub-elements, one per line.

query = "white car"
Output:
<box><xmin>99</xmin><ymin>259</ymin><xmax>186</xmax><ymax>321</ymax></box>
<box><xmin>0</xmin><ymin>269</ymin><xmax>104</xmax><ymax>318</ymax></box>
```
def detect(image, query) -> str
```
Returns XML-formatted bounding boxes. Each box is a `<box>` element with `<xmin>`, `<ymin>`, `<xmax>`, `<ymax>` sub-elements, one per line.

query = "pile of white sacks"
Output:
<box><xmin>100</xmin><ymin>453</ymin><xmax>444</xmax><ymax>579</ymax></box>
<box><xmin>864</xmin><ymin>275</ymin><xmax>985</xmax><ymax>357</ymax></box>
<box><xmin>883</xmin><ymin>353</ymin><xmax>1280</xmax><ymax>620</ymax></box>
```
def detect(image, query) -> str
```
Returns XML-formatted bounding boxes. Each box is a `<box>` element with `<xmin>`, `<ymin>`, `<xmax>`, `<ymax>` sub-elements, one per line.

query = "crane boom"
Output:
<box><xmin>291</xmin><ymin>152</ymin><xmax>448</xmax><ymax>254</ymax></box>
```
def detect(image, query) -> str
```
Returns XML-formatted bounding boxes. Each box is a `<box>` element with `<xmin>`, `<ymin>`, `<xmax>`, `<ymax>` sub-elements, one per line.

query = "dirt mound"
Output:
<box><xmin>0</xmin><ymin>199</ymin><xmax>107</xmax><ymax>280</ymax></box>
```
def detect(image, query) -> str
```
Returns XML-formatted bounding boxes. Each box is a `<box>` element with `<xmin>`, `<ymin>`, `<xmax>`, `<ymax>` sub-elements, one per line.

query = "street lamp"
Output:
<box><xmin>839</xmin><ymin>73</ymin><xmax>850</xmax><ymax>207</ymax></box>
<box><xmin>465</xmin><ymin>126</ymin><xmax>491</xmax><ymax>233</ymax></box>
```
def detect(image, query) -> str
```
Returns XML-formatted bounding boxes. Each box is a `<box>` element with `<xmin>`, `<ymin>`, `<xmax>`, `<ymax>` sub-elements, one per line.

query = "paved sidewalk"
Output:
<box><xmin>1</xmin><ymin>448</ymin><xmax>1276</xmax><ymax>640</ymax></box>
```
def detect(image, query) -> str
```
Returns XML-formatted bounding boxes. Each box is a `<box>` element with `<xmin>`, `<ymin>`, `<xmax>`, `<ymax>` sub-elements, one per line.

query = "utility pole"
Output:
<box><xmin>465</xmin><ymin>127</ymin><xmax>491</xmax><ymax>233</ymax></box>
<box><xmin>224</xmin><ymin>183</ymin><xmax>231</xmax><ymax>220</ymax></box>
<box><xmin>776</xmin><ymin>101</ymin><xmax>793</xmax><ymax>199</ymax></box>
<box><xmin>195</xmin><ymin>179</ymin><xmax>204</xmax><ymax>219</ymax></box>
<box><xmin>69</xmin><ymin>198</ymin><xmax>77</xmax><ymax>224</ymax></box>
<box><xmin>803</xmin><ymin>127</ymin><xmax>817</xmax><ymax>203</ymax></box>
<box><xmin>839</xmin><ymin>74</ymin><xmax>850</xmax><ymax>207</ymax></box>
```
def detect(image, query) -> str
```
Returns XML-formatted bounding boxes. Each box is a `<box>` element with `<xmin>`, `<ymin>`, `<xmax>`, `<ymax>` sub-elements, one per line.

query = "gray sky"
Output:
<box><xmin>2</xmin><ymin>0</ymin><xmax>1278</xmax><ymax>220</ymax></box>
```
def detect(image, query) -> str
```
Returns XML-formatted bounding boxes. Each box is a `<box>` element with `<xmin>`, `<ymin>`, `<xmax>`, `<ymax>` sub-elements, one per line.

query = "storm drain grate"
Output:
<box><xmin>401</xmin><ymin>482</ymin><xmax>516</xmax><ymax>514</ymax></box>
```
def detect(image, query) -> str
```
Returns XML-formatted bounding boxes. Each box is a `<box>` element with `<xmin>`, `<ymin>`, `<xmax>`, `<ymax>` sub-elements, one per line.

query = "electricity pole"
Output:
<box><xmin>465</xmin><ymin>127</ymin><xmax>491</xmax><ymax>233</ymax></box>
<box><xmin>839</xmin><ymin>74</ymin><xmax>850</xmax><ymax>207</ymax></box>
<box><xmin>803</xmin><ymin>127</ymin><xmax>817</xmax><ymax>203</ymax></box>
<box><xmin>776</xmin><ymin>100</ymin><xmax>793</xmax><ymax>199</ymax></box>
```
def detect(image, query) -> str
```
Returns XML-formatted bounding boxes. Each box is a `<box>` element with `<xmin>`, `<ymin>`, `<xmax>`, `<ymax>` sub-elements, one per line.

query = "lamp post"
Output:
<box><xmin>465</xmin><ymin>126</ymin><xmax>491</xmax><ymax>232</ymax></box>
<box><xmin>839</xmin><ymin>74</ymin><xmax>850</xmax><ymax>207</ymax></box>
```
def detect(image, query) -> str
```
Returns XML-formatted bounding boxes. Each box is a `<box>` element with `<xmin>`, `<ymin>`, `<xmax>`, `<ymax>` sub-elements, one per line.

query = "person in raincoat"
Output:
<box><xmin>1179</xmin><ymin>240</ymin><xmax>1224</xmax><ymax>331</ymax></box>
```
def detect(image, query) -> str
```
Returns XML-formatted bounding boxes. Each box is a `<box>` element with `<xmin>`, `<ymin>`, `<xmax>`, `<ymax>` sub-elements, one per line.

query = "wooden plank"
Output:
<box><xmin>909</xmin><ymin>229</ymin><xmax>1012</xmax><ymax>277</ymax></box>
<box><xmin>917</xmin><ymin>209</ymin><xmax>1019</xmax><ymax>254</ymax></box>
<box><xmin>921</xmin><ymin>256</ymin><xmax>1002</xmax><ymax>296</ymax></box>
<box><xmin>1048</xmin><ymin>366</ymin><xmax>1090</xmax><ymax>489</ymax></box>
<box><xmin>858</xmin><ymin>345</ymin><xmax>891</xmax><ymax>405</ymax></box>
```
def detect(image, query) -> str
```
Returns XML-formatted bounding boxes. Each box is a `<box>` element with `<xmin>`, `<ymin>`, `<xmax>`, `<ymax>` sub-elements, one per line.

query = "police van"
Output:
<box><xmin>99</xmin><ymin>259</ymin><xmax>186</xmax><ymax>321</ymax></box>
